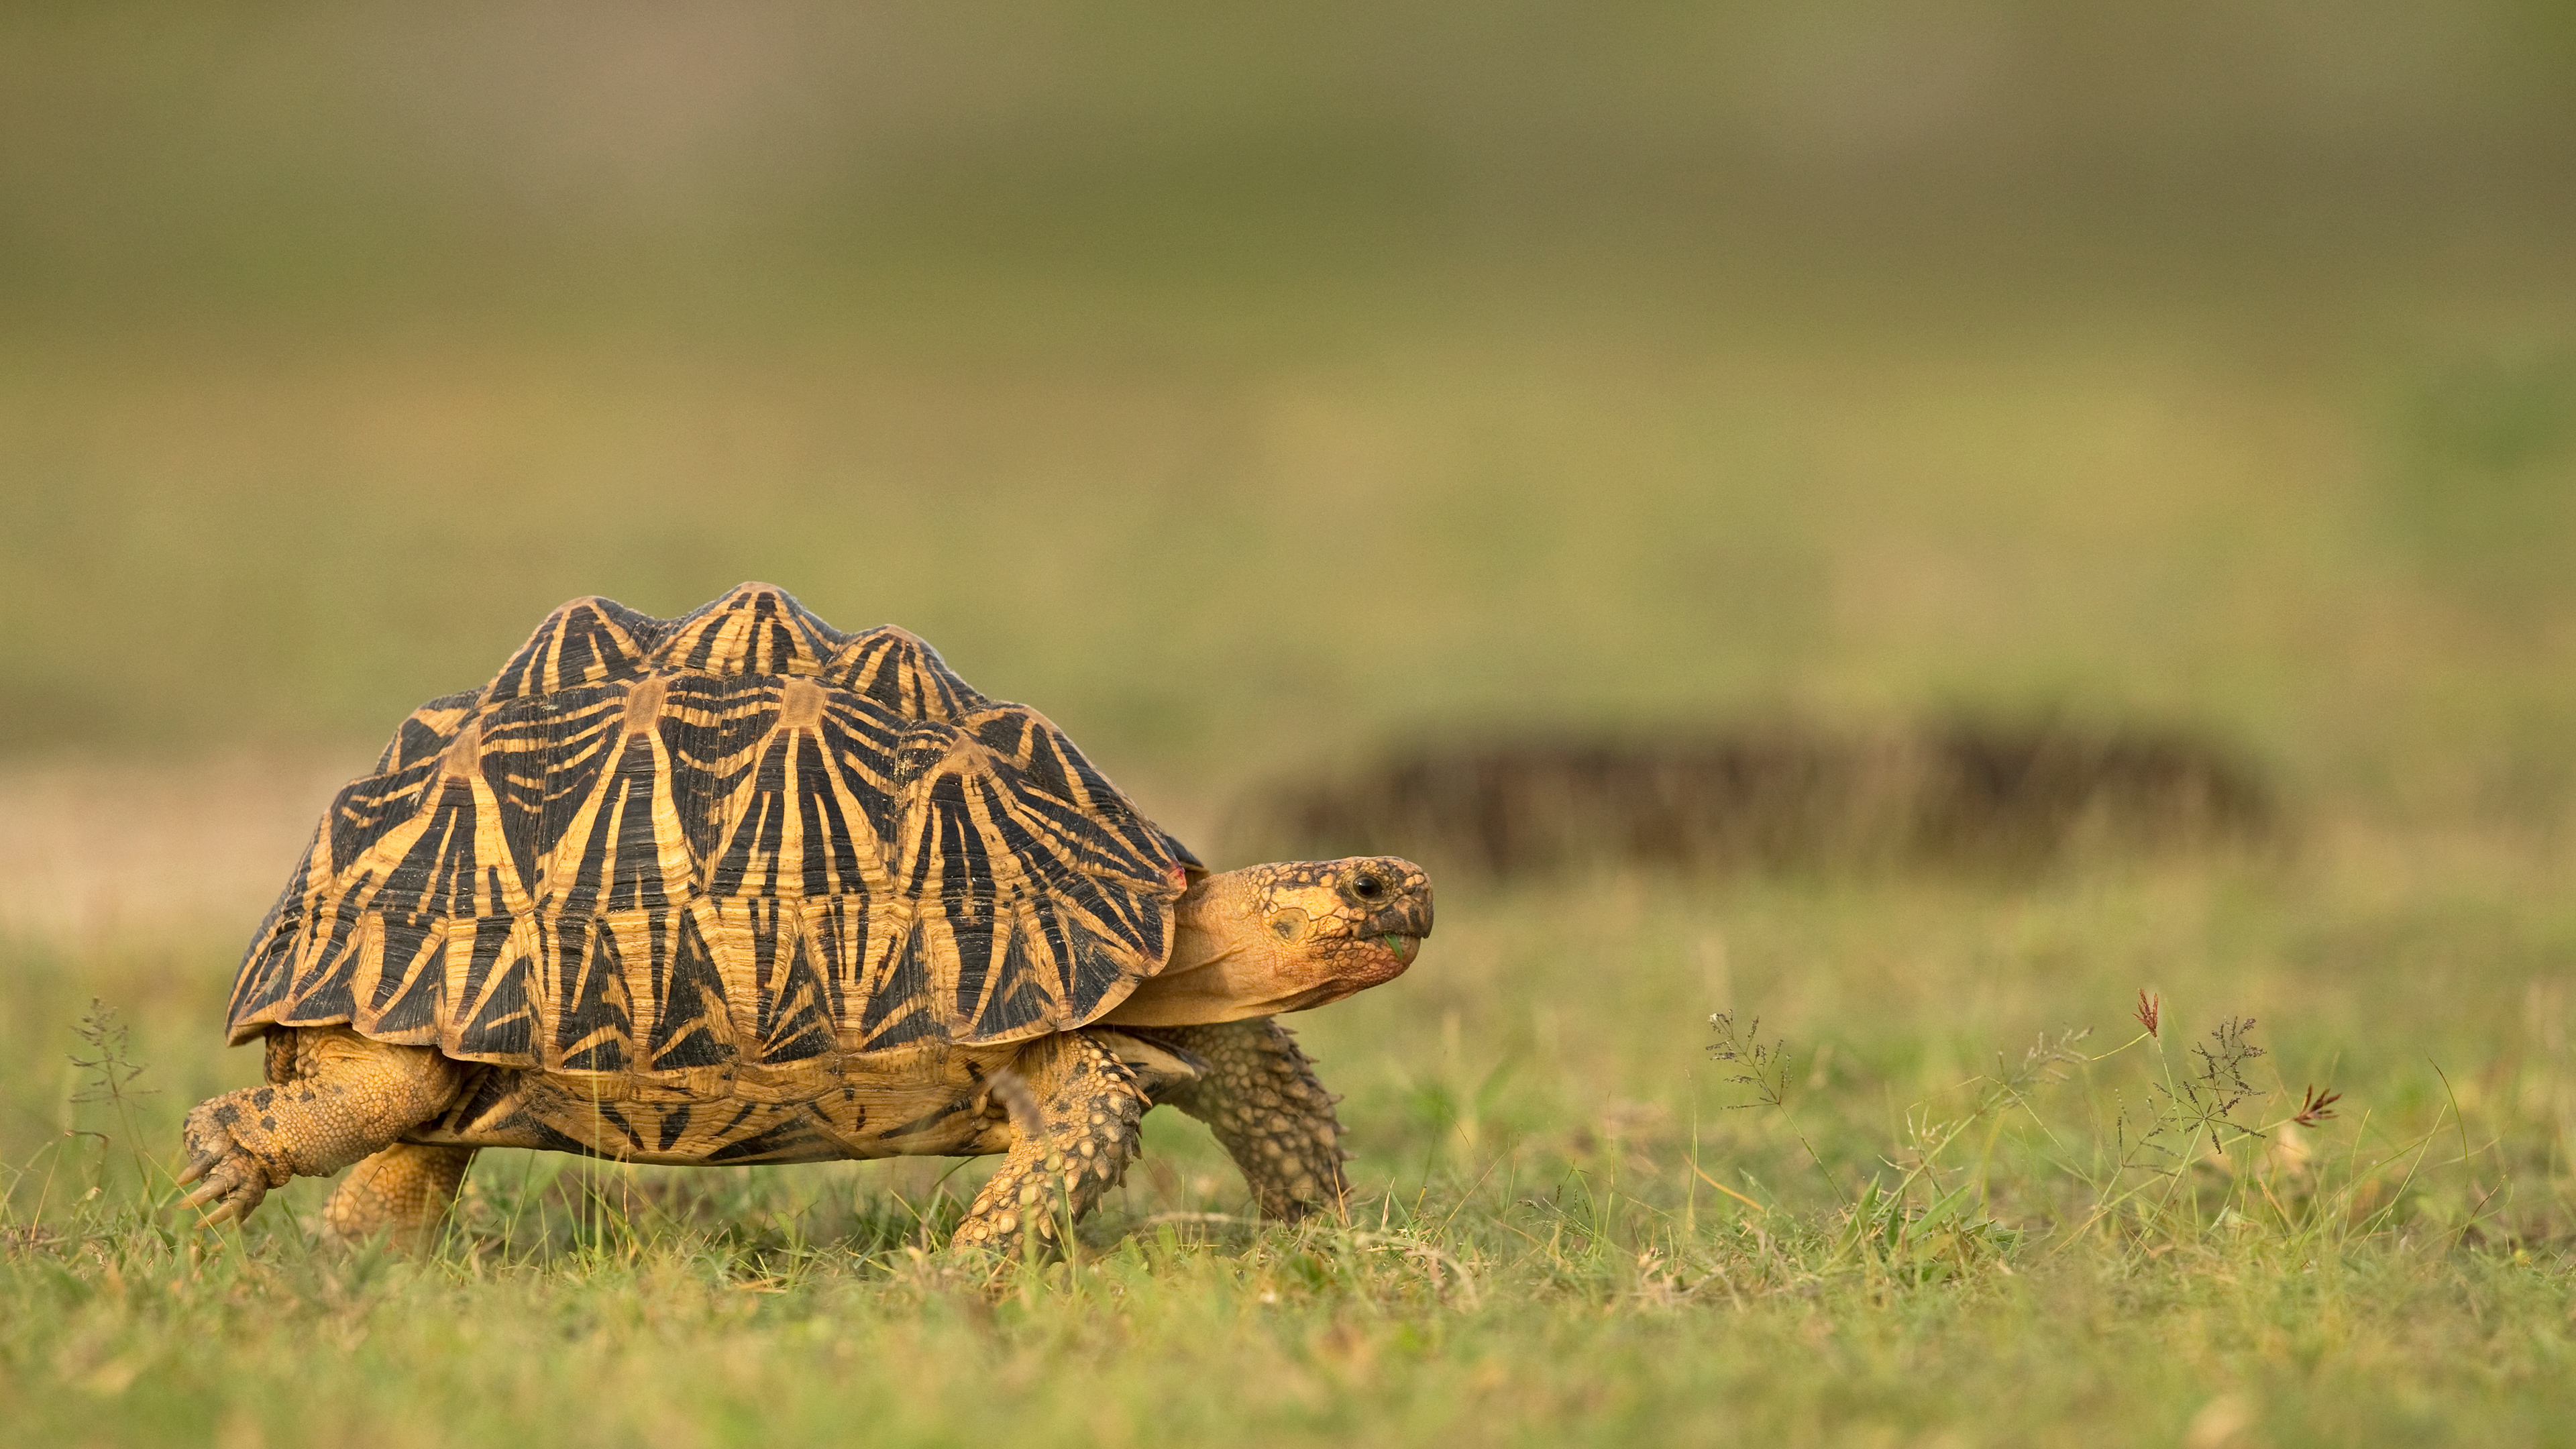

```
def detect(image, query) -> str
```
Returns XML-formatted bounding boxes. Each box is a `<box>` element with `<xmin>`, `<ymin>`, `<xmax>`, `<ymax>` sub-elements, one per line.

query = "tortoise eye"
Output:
<box><xmin>1350</xmin><ymin>873</ymin><xmax>1385</xmax><ymax>901</ymax></box>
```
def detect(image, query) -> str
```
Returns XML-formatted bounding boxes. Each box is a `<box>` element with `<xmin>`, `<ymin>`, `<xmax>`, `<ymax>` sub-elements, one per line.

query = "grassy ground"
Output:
<box><xmin>8</xmin><ymin>814</ymin><xmax>2576</xmax><ymax>1448</ymax></box>
<box><xmin>9</xmin><ymin>5</ymin><xmax>2576</xmax><ymax>1444</ymax></box>
<box><xmin>11</xmin><ymin>320</ymin><xmax>2576</xmax><ymax>1443</ymax></box>
<box><xmin>9</xmin><ymin>309</ymin><xmax>2576</xmax><ymax>1445</ymax></box>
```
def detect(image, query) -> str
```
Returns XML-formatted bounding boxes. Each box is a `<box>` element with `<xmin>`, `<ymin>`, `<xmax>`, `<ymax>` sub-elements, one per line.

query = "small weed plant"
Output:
<box><xmin>1706</xmin><ymin>991</ymin><xmax>2471</xmax><ymax>1289</ymax></box>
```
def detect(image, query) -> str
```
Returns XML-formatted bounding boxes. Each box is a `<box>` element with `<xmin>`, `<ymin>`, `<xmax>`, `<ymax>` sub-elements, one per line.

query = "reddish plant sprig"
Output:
<box><xmin>2133</xmin><ymin>990</ymin><xmax>2160</xmax><ymax>1040</ymax></box>
<box><xmin>2292</xmin><ymin>1085</ymin><xmax>2342</xmax><ymax>1127</ymax></box>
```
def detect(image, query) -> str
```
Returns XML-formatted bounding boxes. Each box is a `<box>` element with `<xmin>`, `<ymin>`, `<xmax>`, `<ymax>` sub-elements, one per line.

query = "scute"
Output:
<box><xmin>225</xmin><ymin>584</ymin><xmax>1198</xmax><ymax>1079</ymax></box>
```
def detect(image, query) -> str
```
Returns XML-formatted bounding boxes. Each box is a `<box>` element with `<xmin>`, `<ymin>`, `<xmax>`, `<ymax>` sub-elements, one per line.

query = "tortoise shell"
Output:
<box><xmin>225</xmin><ymin>584</ymin><xmax>1200</xmax><ymax>1083</ymax></box>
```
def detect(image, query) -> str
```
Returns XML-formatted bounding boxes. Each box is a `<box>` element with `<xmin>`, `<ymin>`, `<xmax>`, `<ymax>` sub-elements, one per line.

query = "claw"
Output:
<box><xmin>174</xmin><ymin>1155</ymin><xmax>209</xmax><ymax>1187</ymax></box>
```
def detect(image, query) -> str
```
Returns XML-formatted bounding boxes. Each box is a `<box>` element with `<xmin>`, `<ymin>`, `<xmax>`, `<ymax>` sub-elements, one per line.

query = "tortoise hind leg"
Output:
<box><xmin>323</xmin><ymin>1143</ymin><xmax>477</xmax><ymax>1247</ymax></box>
<box><xmin>951</xmin><ymin>1033</ymin><xmax>1148</xmax><ymax>1262</ymax></box>
<box><xmin>178</xmin><ymin>1026</ymin><xmax>467</xmax><ymax>1227</ymax></box>
<box><xmin>1152</xmin><ymin>1018</ymin><xmax>1347</xmax><ymax>1220</ymax></box>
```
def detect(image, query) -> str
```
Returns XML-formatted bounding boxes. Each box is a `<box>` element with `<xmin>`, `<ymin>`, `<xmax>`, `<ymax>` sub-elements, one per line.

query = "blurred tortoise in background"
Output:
<box><xmin>179</xmin><ymin>584</ymin><xmax>1432</xmax><ymax>1259</ymax></box>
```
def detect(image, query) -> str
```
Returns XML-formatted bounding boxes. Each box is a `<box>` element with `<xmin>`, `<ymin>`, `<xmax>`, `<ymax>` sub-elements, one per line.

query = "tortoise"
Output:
<box><xmin>178</xmin><ymin>583</ymin><xmax>1431</xmax><ymax>1258</ymax></box>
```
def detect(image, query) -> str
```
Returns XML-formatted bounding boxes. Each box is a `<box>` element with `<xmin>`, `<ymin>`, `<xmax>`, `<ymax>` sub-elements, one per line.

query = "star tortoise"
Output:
<box><xmin>179</xmin><ymin>583</ymin><xmax>1432</xmax><ymax>1258</ymax></box>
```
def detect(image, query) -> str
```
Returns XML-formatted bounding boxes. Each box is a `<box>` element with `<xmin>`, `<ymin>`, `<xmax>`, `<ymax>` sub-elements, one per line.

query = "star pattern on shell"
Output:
<box><xmin>224</xmin><ymin>584</ymin><xmax>1202</xmax><ymax>1079</ymax></box>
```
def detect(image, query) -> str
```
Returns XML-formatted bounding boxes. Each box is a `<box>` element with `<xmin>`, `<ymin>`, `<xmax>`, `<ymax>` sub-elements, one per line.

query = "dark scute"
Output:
<box><xmin>706</xmin><ymin>1118</ymin><xmax>828</xmax><ymax>1163</ymax></box>
<box><xmin>455</xmin><ymin>916</ymin><xmax>515</xmax><ymax>1009</ymax></box>
<box><xmin>709</xmin><ymin>735</ymin><xmax>792</xmax><ymax>897</ymax></box>
<box><xmin>647</xmin><ymin>911</ymin><xmax>736</xmax><ymax>1071</ymax></box>
<box><xmin>558</xmin><ymin>1036</ymin><xmax>631</xmax><ymax>1073</ymax></box>
<box><xmin>655</xmin><ymin>1104</ymin><xmax>694</xmax><ymax>1153</ymax></box>
<box><xmin>228</xmin><ymin>924</ymin><xmax>299</xmax><ymax>1025</ymax></box>
<box><xmin>859</xmin><ymin>917</ymin><xmax>935</xmax><ymax>1047</ymax></box>
<box><xmin>822</xmin><ymin>629</ymin><xmax>983</xmax><ymax>720</ymax></box>
<box><xmin>973</xmin><ymin>927</ymin><xmax>1049</xmax><ymax>1036</ymax></box>
<box><xmin>602</xmin><ymin>737</ymin><xmax>672</xmax><ymax>914</ymax></box>
<box><xmin>484</xmin><ymin>596</ymin><xmax>657</xmax><ymax>704</ymax></box>
<box><xmin>368</xmin><ymin>932</ymin><xmax>445</xmax><ymax>1040</ymax></box>
<box><xmin>525</xmin><ymin>1122</ymin><xmax>606</xmax><ymax>1158</ymax></box>
<box><xmin>393</xmin><ymin>716</ymin><xmax>454</xmax><ymax>772</ymax></box>
<box><xmin>429</xmin><ymin>784</ymin><xmax>484</xmax><ymax>917</ymax></box>
<box><xmin>227</xmin><ymin>836</ymin><xmax>314</xmax><ymax>1029</ymax></box>
<box><xmin>367</xmin><ymin>912</ymin><xmax>442</xmax><ymax>1012</ymax></box>
<box><xmin>371</xmin><ymin>692</ymin><xmax>479</xmax><ymax>773</ymax></box>
<box><xmin>289</xmin><ymin>883</ymin><xmax>369</xmax><ymax>1004</ymax></box>
<box><xmin>483</xmin><ymin>684</ymin><xmax>624</xmax><ymax>900</ymax></box>
<box><xmin>1065</xmin><ymin>918</ymin><xmax>1132</xmax><ymax>1016</ymax></box>
<box><xmin>795</xmin><ymin>734</ymin><xmax>863</xmax><ymax>896</ymax></box>
<box><xmin>287</xmin><ymin>927</ymin><xmax>361</xmax><ymax>1024</ymax></box>
<box><xmin>374</xmin><ymin>779</ymin><xmax>478</xmax><ymax>918</ymax></box>
<box><xmin>594</xmin><ymin>598</ymin><xmax>675</xmax><ymax>657</ymax></box>
<box><xmin>886</xmin><ymin>724</ymin><xmax>956</xmax><ymax>790</ymax></box>
<box><xmin>456</xmin><ymin>952</ymin><xmax>537</xmax><ymax>1059</ymax></box>
<box><xmin>655</xmin><ymin>584</ymin><xmax>838</xmax><ymax>678</ymax></box>
<box><xmin>327</xmin><ymin>764</ymin><xmax>436</xmax><ymax>877</ymax></box>
<box><xmin>754</xmin><ymin>919</ymin><xmax>835</xmax><ymax>1063</ymax></box>
<box><xmin>971</xmin><ymin>709</ymin><xmax>1030</xmax><ymax>757</ymax></box>
<box><xmin>546</xmin><ymin>603</ymin><xmax>649</xmax><ymax>692</ymax></box>
<box><xmin>804</xmin><ymin>895</ymin><xmax>863</xmax><ymax>1020</ymax></box>
<box><xmin>576</xmin><ymin>1100</ymin><xmax>641</xmax><ymax>1148</ymax></box>
<box><xmin>445</xmin><ymin>1067</ymin><xmax>527</xmax><ymax>1136</ymax></box>
<box><xmin>657</xmin><ymin>676</ymin><xmax>769</xmax><ymax>869</ymax></box>
<box><xmin>816</xmin><ymin>712</ymin><xmax>904</xmax><ymax>841</ymax></box>
<box><xmin>555</xmin><ymin>920</ymin><xmax>636</xmax><ymax>1066</ymax></box>
<box><xmin>948</xmin><ymin>918</ymin><xmax>996</xmax><ymax>1022</ymax></box>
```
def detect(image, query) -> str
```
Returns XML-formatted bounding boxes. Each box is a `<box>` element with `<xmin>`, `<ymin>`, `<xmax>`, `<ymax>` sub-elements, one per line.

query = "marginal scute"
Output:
<box><xmin>224</xmin><ymin>585</ymin><xmax>1196</xmax><ymax>1081</ymax></box>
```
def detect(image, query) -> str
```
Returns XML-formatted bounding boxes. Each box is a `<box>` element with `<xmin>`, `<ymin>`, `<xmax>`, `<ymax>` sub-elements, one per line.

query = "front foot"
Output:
<box><xmin>1153</xmin><ymin>1018</ymin><xmax>1349</xmax><ymax>1221</ymax></box>
<box><xmin>176</xmin><ymin>1093</ymin><xmax>292</xmax><ymax>1225</ymax></box>
<box><xmin>949</xmin><ymin>1036</ymin><xmax>1148</xmax><ymax>1264</ymax></box>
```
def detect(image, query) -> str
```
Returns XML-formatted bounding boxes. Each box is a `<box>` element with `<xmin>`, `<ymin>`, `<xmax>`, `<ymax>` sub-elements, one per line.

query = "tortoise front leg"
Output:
<box><xmin>177</xmin><ymin>1027</ymin><xmax>467</xmax><ymax>1226</ymax></box>
<box><xmin>950</xmin><ymin>1033</ymin><xmax>1148</xmax><ymax>1261</ymax></box>
<box><xmin>1151</xmin><ymin>1018</ymin><xmax>1348</xmax><ymax>1220</ymax></box>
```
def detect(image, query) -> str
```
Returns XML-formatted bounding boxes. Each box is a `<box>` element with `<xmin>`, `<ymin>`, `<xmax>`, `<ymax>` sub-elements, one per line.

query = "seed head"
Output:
<box><xmin>2292</xmin><ymin>1085</ymin><xmax>2341</xmax><ymax>1127</ymax></box>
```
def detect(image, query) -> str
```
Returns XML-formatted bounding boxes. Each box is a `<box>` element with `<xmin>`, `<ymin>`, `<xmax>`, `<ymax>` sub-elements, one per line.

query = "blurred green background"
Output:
<box><xmin>1</xmin><ymin>0</ymin><xmax>2571</xmax><ymax>828</ymax></box>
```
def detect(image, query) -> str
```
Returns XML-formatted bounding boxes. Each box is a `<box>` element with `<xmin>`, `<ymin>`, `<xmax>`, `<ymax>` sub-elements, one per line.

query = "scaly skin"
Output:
<box><xmin>949</xmin><ymin>1032</ymin><xmax>1148</xmax><ymax>1260</ymax></box>
<box><xmin>177</xmin><ymin>1027</ymin><xmax>466</xmax><ymax>1225</ymax></box>
<box><xmin>322</xmin><ymin>1143</ymin><xmax>478</xmax><ymax>1246</ymax></box>
<box><xmin>1151</xmin><ymin>1018</ymin><xmax>1347</xmax><ymax>1220</ymax></box>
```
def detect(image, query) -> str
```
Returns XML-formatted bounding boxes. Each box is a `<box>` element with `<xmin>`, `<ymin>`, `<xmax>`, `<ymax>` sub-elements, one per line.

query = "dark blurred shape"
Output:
<box><xmin>1234</xmin><ymin>722</ymin><xmax>2278</xmax><ymax>877</ymax></box>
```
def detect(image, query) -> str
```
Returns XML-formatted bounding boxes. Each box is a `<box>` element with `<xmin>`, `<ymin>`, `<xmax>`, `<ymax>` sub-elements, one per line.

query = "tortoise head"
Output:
<box><xmin>1098</xmin><ymin>857</ymin><xmax>1432</xmax><ymax>1027</ymax></box>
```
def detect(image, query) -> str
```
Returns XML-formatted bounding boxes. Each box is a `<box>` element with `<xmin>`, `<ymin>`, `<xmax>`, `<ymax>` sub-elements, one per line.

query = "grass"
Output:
<box><xmin>8</xmin><ymin>824</ymin><xmax>2576</xmax><ymax>1448</ymax></box>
